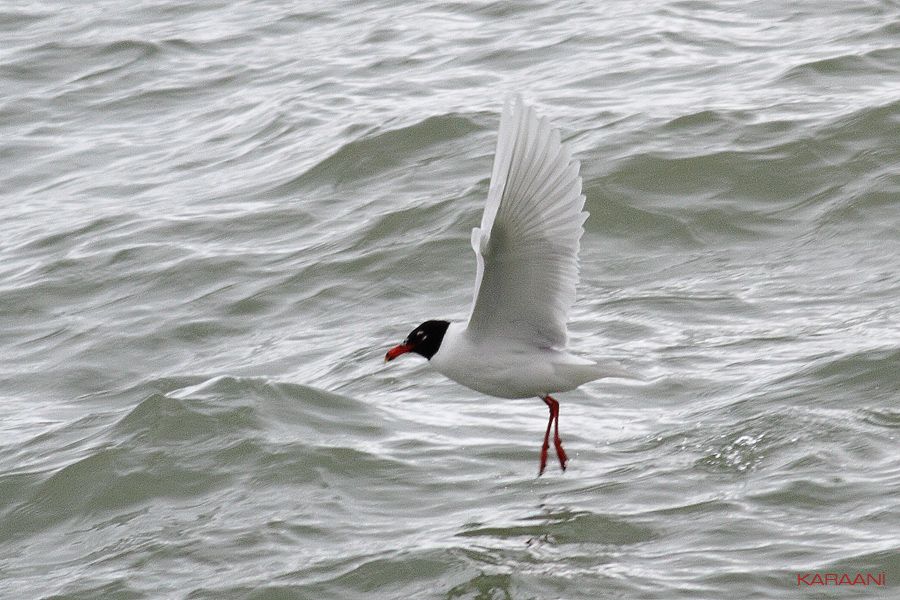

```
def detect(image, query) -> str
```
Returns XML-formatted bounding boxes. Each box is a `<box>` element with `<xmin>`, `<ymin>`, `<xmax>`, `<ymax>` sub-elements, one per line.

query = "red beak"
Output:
<box><xmin>385</xmin><ymin>343</ymin><xmax>413</xmax><ymax>362</ymax></box>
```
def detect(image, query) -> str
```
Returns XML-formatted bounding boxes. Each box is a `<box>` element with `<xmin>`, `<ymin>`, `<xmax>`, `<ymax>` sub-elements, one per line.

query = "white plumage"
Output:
<box><xmin>386</xmin><ymin>96</ymin><xmax>628</xmax><ymax>473</ymax></box>
<box><xmin>467</xmin><ymin>95</ymin><xmax>587</xmax><ymax>350</ymax></box>
<box><xmin>429</xmin><ymin>96</ymin><xmax>614</xmax><ymax>399</ymax></box>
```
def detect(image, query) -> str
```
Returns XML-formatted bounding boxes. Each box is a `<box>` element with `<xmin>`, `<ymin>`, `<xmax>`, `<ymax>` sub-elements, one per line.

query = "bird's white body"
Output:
<box><xmin>430</xmin><ymin>322</ymin><xmax>613</xmax><ymax>399</ymax></box>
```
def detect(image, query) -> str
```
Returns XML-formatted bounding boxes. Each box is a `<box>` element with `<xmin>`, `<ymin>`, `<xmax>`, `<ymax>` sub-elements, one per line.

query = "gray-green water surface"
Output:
<box><xmin>1</xmin><ymin>1</ymin><xmax>899</xmax><ymax>598</ymax></box>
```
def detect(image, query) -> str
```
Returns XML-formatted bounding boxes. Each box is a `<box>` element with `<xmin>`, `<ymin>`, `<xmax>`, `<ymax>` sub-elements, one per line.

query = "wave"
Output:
<box><xmin>269</xmin><ymin>113</ymin><xmax>481</xmax><ymax>194</ymax></box>
<box><xmin>779</xmin><ymin>47</ymin><xmax>900</xmax><ymax>83</ymax></box>
<box><xmin>0</xmin><ymin>376</ymin><xmax>393</xmax><ymax>543</ymax></box>
<box><xmin>764</xmin><ymin>347</ymin><xmax>900</xmax><ymax>407</ymax></box>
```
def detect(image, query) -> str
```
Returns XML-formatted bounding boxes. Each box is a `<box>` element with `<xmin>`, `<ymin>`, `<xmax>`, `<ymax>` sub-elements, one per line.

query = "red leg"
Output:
<box><xmin>540</xmin><ymin>395</ymin><xmax>567</xmax><ymax>474</ymax></box>
<box><xmin>550</xmin><ymin>395</ymin><xmax>568</xmax><ymax>471</ymax></box>
<box><xmin>539</xmin><ymin>397</ymin><xmax>553</xmax><ymax>475</ymax></box>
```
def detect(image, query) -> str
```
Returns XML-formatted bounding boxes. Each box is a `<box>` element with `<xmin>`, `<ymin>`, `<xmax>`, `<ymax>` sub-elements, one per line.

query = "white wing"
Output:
<box><xmin>466</xmin><ymin>96</ymin><xmax>587</xmax><ymax>348</ymax></box>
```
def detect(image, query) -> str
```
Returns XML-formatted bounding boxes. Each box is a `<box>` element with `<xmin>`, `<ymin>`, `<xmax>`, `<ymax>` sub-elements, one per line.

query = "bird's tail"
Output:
<box><xmin>552</xmin><ymin>357</ymin><xmax>636</xmax><ymax>389</ymax></box>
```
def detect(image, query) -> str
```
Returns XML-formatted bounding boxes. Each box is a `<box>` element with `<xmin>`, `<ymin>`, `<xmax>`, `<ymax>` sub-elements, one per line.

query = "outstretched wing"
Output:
<box><xmin>466</xmin><ymin>96</ymin><xmax>587</xmax><ymax>348</ymax></box>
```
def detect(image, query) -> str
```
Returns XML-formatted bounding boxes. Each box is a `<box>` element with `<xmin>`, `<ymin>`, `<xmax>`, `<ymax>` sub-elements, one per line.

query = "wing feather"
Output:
<box><xmin>466</xmin><ymin>96</ymin><xmax>587</xmax><ymax>348</ymax></box>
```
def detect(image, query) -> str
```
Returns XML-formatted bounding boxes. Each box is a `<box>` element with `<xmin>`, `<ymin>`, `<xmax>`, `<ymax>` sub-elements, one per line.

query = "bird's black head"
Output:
<box><xmin>385</xmin><ymin>320</ymin><xmax>450</xmax><ymax>362</ymax></box>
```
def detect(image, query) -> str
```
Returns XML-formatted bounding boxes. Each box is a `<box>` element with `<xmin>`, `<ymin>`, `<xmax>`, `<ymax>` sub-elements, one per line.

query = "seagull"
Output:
<box><xmin>386</xmin><ymin>96</ymin><xmax>626</xmax><ymax>475</ymax></box>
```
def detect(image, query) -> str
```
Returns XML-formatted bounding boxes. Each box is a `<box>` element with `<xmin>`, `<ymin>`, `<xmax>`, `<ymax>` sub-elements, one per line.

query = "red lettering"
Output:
<box><xmin>796</xmin><ymin>571</ymin><xmax>885</xmax><ymax>586</ymax></box>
